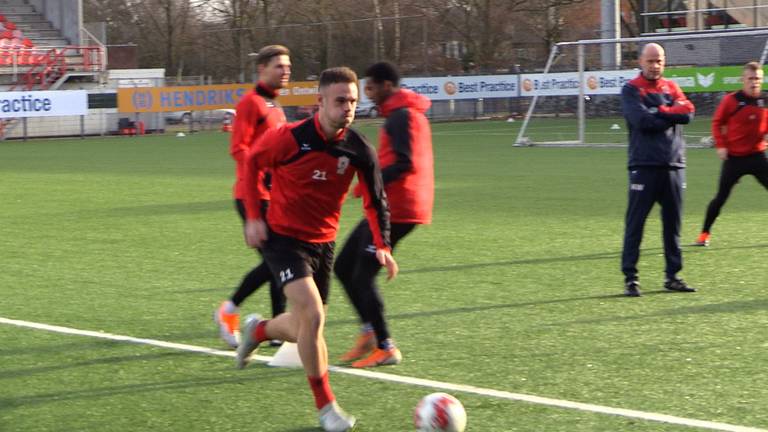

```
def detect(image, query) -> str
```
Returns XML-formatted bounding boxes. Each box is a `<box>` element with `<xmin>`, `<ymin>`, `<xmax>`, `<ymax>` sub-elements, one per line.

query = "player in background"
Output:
<box><xmin>335</xmin><ymin>62</ymin><xmax>434</xmax><ymax>368</ymax></box>
<box><xmin>236</xmin><ymin>67</ymin><xmax>397</xmax><ymax>432</ymax></box>
<box><xmin>214</xmin><ymin>45</ymin><xmax>290</xmax><ymax>348</ymax></box>
<box><xmin>695</xmin><ymin>61</ymin><xmax>768</xmax><ymax>246</ymax></box>
<box><xmin>620</xmin><ymin>42</ymin><xmax>697</xmax><ymax>297</ymax></box>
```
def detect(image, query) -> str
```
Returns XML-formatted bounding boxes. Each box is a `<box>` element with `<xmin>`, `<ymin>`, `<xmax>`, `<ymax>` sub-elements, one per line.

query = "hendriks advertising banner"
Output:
<box><xmin>0</xmin><ymin>90</ymin><xmax>88</xmax><ymax>118</ymax></box>
<box><xmin>117</xmin><ymin>82</ymin><xmax>319</xmax><ymax>113</ymax></box>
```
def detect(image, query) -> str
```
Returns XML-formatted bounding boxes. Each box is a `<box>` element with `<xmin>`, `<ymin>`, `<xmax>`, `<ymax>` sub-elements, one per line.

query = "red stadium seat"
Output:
<box><xmin>0</xmin><ymin>15</ymin><xmax>6</xmax><ymax>22</ymax></box>
<box><xmin>5</xmin><ymin>21</ymin><xmax>16</xmax><ymax>31</ymax></box>
<box><xmin>22</xmin><ymin>38</ymin><xmax>33</xmax><ymax>48</ymax></box>
<box><xmin>1</xmin><ymin>30</ymin><xmax>12</xmax><ymax>39</ymax></box>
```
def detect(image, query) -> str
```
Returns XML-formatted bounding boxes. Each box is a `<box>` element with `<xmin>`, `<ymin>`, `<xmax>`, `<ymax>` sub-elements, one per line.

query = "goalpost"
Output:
<box><xmin>515</xmin><ymin>29</ymin><xmax>768</xmax><ymax>147</ymax></box>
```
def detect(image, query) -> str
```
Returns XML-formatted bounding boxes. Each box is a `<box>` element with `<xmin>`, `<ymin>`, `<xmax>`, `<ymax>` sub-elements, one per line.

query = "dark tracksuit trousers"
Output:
<box><xmin>622</xmin><ymin>167</ymin><xmax>684</xmax><ymax>283</ymax></box>
<box><xmin>702</xmin><ymin>152</ymin><xmax>768</xmax><ymax>233</ymax></box>
<box><xmin>334</xmin><ymin>220</ymin><xmax>415</xmax><ymax>346</ymax></box>
<box><xmin>233</xmin><ymin>199</ymin><xmax>285</xmax><ymax>317</ymax></box>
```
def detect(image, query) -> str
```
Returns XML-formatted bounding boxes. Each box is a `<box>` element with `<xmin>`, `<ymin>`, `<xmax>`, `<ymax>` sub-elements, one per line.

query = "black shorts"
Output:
<box><xmin>261</xmin><ymin>229</ymin><xmax>335</xmax><ymax>304</ymax></box>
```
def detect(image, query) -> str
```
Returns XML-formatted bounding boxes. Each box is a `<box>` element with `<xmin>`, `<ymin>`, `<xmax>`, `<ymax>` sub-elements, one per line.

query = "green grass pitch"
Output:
<box><xmin>1</xmin><ymin>118</ymin><xmax>767</xmax><ymax>431</ymax></box>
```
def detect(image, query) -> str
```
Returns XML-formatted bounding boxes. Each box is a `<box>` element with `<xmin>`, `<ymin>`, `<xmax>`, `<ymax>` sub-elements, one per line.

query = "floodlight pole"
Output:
<box><xmin>514</xmin><ymin>44</ymin><xmax>559</xmax><ymax>146</ymax></box>
<box><xmin>577</xmin><ymin>44</ymin><xmax>585</xmax><ymax>145</ymax></box>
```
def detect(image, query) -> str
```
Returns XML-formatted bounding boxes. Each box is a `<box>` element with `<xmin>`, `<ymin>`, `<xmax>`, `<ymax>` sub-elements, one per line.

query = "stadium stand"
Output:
<box><xmin>0</xmin><ymin>0</ymin><xmax>106</xmax><ymax>139</ymax></box>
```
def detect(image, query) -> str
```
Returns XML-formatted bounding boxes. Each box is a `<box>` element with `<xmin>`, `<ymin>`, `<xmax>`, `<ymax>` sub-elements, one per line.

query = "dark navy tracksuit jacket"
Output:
<box><xmin>620</xmin><ymin>74</ymin><xmax>695</xmax><ymax>281</ymax></box>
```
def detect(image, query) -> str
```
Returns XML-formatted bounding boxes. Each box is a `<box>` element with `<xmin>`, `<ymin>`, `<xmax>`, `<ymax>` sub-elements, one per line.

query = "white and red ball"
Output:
<box><xmin>413</xmin><ymin>392</ymin><xmax>467</xmax><ymax>432</ymax></box>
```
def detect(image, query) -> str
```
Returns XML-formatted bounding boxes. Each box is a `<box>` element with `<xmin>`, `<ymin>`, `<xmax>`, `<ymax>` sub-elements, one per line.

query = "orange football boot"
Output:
<box><xmin>339</xmin><ymin>329</ymin><xmax>375</xmax><ymax>362</ymax></box>
<box><xmin>352</xmin><ymin>346</ymin><xmax>402</xmax><ymax>368</ymax></box>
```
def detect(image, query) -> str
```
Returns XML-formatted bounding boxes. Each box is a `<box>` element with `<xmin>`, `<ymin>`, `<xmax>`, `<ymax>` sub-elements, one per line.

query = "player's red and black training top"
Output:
<box><xmin>712</xmin><ymin>90</ymin><xmax>768</xmax><ymax>157</ymax></box>
<box><xmin>374</xmin><ymin>88</ymin><xmax>434</xmax><ymax>224</ymax></box>
<box><xmin>243</xmin><ymin>114</ymin><xmax>392</xmax><ymax>250</ymax></box>
<box><xmin>230</xmin><ymin>82</ymin><xmax>286</xmax><ymax>200</ymax></box>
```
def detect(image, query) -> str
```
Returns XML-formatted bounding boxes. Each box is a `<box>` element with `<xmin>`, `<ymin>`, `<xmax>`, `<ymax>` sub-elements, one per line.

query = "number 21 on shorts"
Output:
<box><xmin>279</xmin><ymin>268</ymin><xmax>294</xmax><ymax>283</ymax></box>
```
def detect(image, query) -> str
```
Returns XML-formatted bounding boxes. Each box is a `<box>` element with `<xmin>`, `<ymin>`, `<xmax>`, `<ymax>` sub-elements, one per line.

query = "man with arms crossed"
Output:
<box><xmin>236</xmin><ymin>67</ymin><xmax>397</xmax><ymax>432</ymax></box>
<box><xmin>620</xmin><ymin>42</ymin><xmax>697</xmax><ymax>297</ymax></box>
<box><xmin>695</xmin><ymin>61</ymin><xmax>768</xmax><ymax>246</ymax></box>
<box><xmin>335</xmin><ymin>61</ymin><xmax>434</xmax><ymax>368</ymax></box>
<box><xmin>214</xmin><ymin>45</ymin><xmax>290</xmax><ymax>348</ymax></box>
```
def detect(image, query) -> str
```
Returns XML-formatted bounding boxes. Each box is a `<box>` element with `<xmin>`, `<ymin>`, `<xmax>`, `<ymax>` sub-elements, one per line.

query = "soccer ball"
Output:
<box><xmin>413</xmin><ymin>392</ymin><xmax>467</xmax><ymax>432</ymax></box>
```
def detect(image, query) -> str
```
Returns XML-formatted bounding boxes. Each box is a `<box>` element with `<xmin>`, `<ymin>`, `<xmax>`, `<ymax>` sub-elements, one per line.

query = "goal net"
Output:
<box><xmin>516</xmin><ymin>29</ymin><xmax>768</xmax><ymax>147</ymax></box>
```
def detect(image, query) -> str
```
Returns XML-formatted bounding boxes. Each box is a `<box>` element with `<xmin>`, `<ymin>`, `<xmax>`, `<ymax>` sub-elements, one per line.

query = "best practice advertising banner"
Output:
<box><xmin>359</xmin><ymin>75</ymin><xmax>519</xmax><ymax>104</ymax></box>
<box><xmin>0</xmin><ymin>90</ymin><xmax>88</xmax><ymax>118</ymax></box>
<box><xmin>117</xmin><ymin>82</ymin><xmax>319</xmax><ymax>113</ymax></box>
<box><xmin>520</xmin><ymin>70</ymin><xmax>639</xmax><ymax>96</ymax></box>
<box><xmin>519</xmin><ymin>66</ymin><xmax>768</xmax><ymax>97</ymax></box>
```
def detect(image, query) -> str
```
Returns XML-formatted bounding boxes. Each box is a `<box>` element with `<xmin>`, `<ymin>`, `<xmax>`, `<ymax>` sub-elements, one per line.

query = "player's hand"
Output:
<box><xmin>716</xmin><ymin>147</ymin><xmax>728</xmax><ymax>161</ymax></box>
<box><xmin>244</xmin><ymin>219</ymin><xmax>268</xmax><ymax>248</ymax></box>
<box><xmin>352</xmin><ymin>182</ymin><xmax>363</xmax><ymax>198</ymax></box>
<box><xmin>376</xmin><ymin>248</ymin><xmax>399</xmax><ymax>280</ymax></box>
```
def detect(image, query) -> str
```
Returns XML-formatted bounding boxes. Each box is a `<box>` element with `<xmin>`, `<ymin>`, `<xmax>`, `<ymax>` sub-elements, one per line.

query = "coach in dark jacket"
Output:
<box><xmin>620</xmin><ymin>42</ymin><xmax>697</xmax><ymax>297</ymax></box>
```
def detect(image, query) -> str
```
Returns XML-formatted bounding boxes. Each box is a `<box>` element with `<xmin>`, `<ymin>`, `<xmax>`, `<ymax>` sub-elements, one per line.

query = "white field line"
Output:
<box><xmin>1</xmin><ymin>316</ymin><xmax>765</xmax><ymax>432</ymax></box>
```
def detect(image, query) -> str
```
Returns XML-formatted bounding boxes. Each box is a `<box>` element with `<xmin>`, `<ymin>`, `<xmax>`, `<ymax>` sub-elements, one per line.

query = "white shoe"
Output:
<box><xmin>318</xmin><ymin>401</ymin><xmax>356</xmax><ymax>432</ymax></box>
<box><xmin>235</xmin><ymin>313</ymin><xmax>262</xmax><ymax>369</ymax></box>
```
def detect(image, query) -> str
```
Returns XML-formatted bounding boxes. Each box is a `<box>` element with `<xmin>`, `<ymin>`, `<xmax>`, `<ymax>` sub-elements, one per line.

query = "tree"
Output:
<box><xmin>416</xmin><ymin>0</ymin><xmax>588</xmax><ymax>72</ymax></box>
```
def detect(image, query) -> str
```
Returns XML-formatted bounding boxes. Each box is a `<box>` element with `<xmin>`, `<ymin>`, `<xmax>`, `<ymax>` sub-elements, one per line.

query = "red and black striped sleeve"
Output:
<box><xmin>353</xmin><ymin>133</ymin><xmax>392</xmax><ymax>251</ymax></box>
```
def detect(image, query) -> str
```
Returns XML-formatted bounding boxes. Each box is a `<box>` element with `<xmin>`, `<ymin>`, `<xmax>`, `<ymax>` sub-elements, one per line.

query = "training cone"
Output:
<box><xmin>610</xmin><ymin>123</ymin><xmax>621</xmax><ymax>130</ymax></box>
<box><xmin>267</xmin><ymin>342</ymin><xmax>303</xmax><ymax>368</ymax></box>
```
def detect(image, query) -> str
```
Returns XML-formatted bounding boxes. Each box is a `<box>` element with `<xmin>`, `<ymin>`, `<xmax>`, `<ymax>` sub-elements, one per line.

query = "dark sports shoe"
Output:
<box><xmin>664</xmin><ymin>278</ymin><xmax>697</xmax><ymax>293</ymax></box>
<box><xmin>624</xmin><ymin>280</ymin><xmax>641</xmax><ymax>297</ymax></box>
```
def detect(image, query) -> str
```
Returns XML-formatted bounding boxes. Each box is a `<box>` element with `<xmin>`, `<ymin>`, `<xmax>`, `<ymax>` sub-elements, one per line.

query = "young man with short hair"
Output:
<box><xmin>236</xmin><ymin>67</ymin><xmax>397</xmax><ymax>432</ymax></box>
<box><xmin>695</xmin><ymin>61</ymin><xmax>768</xmax><ymax>246</ymax></box>
<box><xmin>335</xmin><ymin>61</ymin><xmax>434</xmax><ymax>368</ymax></box>
<box><xmin>214</xmin><ymin>44</ymin><xmax>291</xmax><ymax>348</ymax></box>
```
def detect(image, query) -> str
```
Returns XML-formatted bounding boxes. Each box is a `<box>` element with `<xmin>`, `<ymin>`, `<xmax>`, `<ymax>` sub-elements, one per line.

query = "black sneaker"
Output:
<box><xmin>624</xmin><ymin>280</ymin><xmax>641</xmax><ymax>297</ymax></box>
<box><xmin>664</xmin><ymin>278</ymin><xmax>697</xmax><ymax>293</ymax></box>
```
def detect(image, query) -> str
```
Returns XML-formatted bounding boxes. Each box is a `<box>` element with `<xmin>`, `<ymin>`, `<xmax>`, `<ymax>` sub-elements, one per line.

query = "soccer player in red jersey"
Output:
<box><xmin>696</xmin><ymin>61</ymin><xmax>768</xmax><ymax>246</ymax></box>
<box><xmin>214</xmin><ymin>45</ymin><xmax>290</xmax><ymax>348</ymax></box>
<box><xmin>335</xmin><ymin>62</ymin><xmax>434</xmax><ymax>368</ymax></box>
<box><xmin>236</xmin><ymin>67</ymin><xmax>397</xmax><ymax>432</ymax></box>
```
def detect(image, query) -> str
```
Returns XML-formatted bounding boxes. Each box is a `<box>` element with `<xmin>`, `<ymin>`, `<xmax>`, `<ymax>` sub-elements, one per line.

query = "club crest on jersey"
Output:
<box><xmin>759</xmin><ymin>99</ymin><xmax>765</xmax><ymax>108</ymax></box>
<box><xmin>337</xmin><ymin>156</ymin><xmax>350</xmax><ymax>174</ymax></box>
